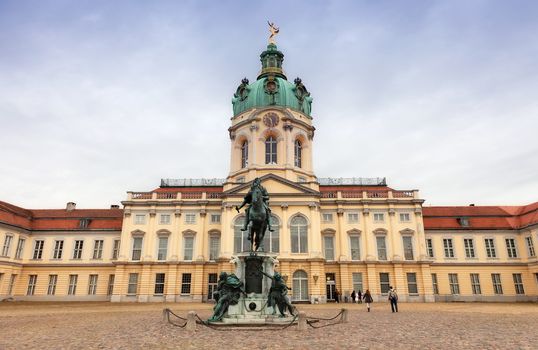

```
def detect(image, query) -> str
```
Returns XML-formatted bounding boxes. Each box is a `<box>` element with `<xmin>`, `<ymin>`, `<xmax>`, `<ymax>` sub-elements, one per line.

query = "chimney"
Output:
<box><xmin>110</xmin><ymin>205</ymin><xmax>120</xmax><ymax>209</ymax></box>
<box><xmin>66</xmin><ymin>202</ymin><xmax>76</xmax><ymax>212</ymax></box>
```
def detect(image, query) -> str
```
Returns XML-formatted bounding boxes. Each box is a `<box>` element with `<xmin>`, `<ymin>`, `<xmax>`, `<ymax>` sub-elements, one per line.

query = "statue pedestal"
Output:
<box><xmin>221</xmin><ymin>252</ymin><xmax>295</xmax><ymax>325</ymax></box>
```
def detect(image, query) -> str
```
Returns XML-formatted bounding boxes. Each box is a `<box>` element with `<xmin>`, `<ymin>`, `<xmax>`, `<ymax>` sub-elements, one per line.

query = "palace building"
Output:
<box><xmin>1</xmin><ymin>41</ymin><xmax>537</xmax><ymax>303</ymax></box>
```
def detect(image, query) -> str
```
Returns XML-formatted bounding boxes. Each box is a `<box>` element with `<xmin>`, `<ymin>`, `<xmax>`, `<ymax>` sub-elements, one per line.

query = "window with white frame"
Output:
<box><xmin>431</xmin><ymin>273</ymin><xmax>439</xmax><ymax>294</ymax></box>
<box><xmin>426</xmin><ymin>238</ymin><xmax>434</xmax><ymax>258</ymax></box>
<box><xmin>2</xmin><ymin>235</ymin><xmax>13</xmax><ymax>256</ymax></box>
<box><xmin>53</xmin><ymin>240</ymin><xmax>64</xmax><ymax>259</ymax></box>
<box><xmin>207</xmin><ymin>273</ymin><xmax>218</xmax><ymax>301</ymax></box>
<box><xmin>491</xmin><ymin>273</ymin><xmax>503</xmax><ymax>294</ymax></box>
<box><xmin>292</xmin><ymin>270</ymin><xmax>309</xmax><ymax>301</ymax></box>
<box><xmin>448</xmin><ymin>273</ymin><xmax>460</xmax><ymax>294</ymax></box>
<box><xmin>513</xmin><ymin>273</ymin><xmax>524</xmax><ymax>295</ymax></box>
<box><xmin>352</xmin><ymin>273</ymin><xmax>363</xmax><ymax>293</ymax></box>
<box><xmin>33</xmin><ymin>240</ymin><xmax>44</xmax><ymax>259</ymax></box>
<box><xmin>47</xmin><ymin>274</ymin><xmax>57</xmax><ymax>295</ymax></box>
<box><xmin>525</xmin><ymin>236</ymin><xmax>536</xmax><ymax>257</ymax></box>
<box><xmin>399</xmin><ymin>213</ymin><xmax>411</xmax><ymax>222</ymax></box>
<box><xmin>181</xmin><ymin>273</ymin><xmax>192</xmax><ymax>294</ymax></box>
<box><xmin>241</xmin><ymin>140</ymin><xmax>248</xmax><ymax>168</ymax></box>
<box><xmin>15</xmin><ymin>238</ymin><xmax>25</xmax><ymax>259</ymax></box>
<box><xmin>72</xmin><ymin>240</ymin><xmax>84</xmax><ymax>259</ymax></box>
<box><xmin>183</xmin><ymin>236</ymin><xmax>194</xmax><ymax>261</ymax></box>
<box><xmin>27</xmin><ymin>275</ymin><xmax>37</xmax><ymax>296</ymax></box>
<box><xmin>443</xmin><ymin>238</ymin><xmax>455</xmax><ymax>258</ymax></box>
<box><xmin>470</xmin><ymin>273</ymin><xmax>481</xmax><ymax>294</ymax></box>
<box><xmin>155</xmin><ymin>273</ymin><xmax>165</xmax><ymax>295</ymax></box>
<box><xmin>347</xmin><ymin>213</ymin><xmax>359</xmax><ymax>224</ymax></box>
<box><xmin>265</xmin><ymin>136</ymin><xmax>277</xmax><ymax>164</ymax></box>
<box><xmin>505</xmin><ymin>238</ymin><xmax>517</xmax><ymax>258</ymax></box>
<box><xmin>132</xmin><ymin>237</ymin><xmax>143</xmax><ymax>261</ymax></box>
<box><xmin>373</xmin><ymin>213</ymin><xmax>385</xmax><ymax>223</ymax></box>
<box><xmin>379</xmin><ymin>272</ymin><xmax>390</xmax><ymax>294</ymax></box>
<box><xmin>92</xmin><ymin>240</ymin><xmax>104</xmax><ymax>259</ymax></box>
<box><xmin>290</xmin><ymin>216</ymin><xmax>308</xmax><ymax>253</ymax></box>
<box><xmin>349</xmin><ymin>235</ymin><xmax>360</xmax><ymax>260</ymax></box>
<box><xmin>157</xmin><ymin>236</ymin><xmax>168</xmax><ymax>261</ymax></box>
<box><xmin>323</xmin><ymin>235</ymin><xmax>335</xmax><ymax>261</ymax></box>
<box><xmin>184</xmin><ymin>213</ymin><xmax>196</xmax><ymax>225</ymax></box>
<box><xmin>294</xmin><ymin>139</ymin><xmax>302</xmax><ymax>168</ymax></box>
<box><xmin>107</xmin><ymin>274</ymin><xmax>115</xmax><ymax>296</ymax></box>
<box><xmin>234</xmin><ymin>217</ymin><xmax>250</xmax><ymax>253</ymax></box>
<box><xmin>376</xmin><ymin>236</ymin><xmax>387</xmax><ymax>260</ymax></box>
<box><xmin>127</xmin><ymin>273</ymin><xmax>139</xmax><ymax>294</ymax></box>
<box><xmin>464</xmin><ymin>238</ymin><xmax>475</xmax><ymax>258</ymax></box>
<box><xmin>485</xmin><ymin>238</ymin><xmax>496</xmax><ymax>258</ymax></box>
<box><xmin>112</xmin><ymin>239</ymin><xmax>120</xmax><ymax>260</ymax></box>
<box><xmin>322</xmin><ymin>213</ymin><xmax>333</xmax><ymax>223</ymax></box>
<box><xmin>8</xmin><ymin>274</ymin><xmax>16</xmax><ymax>295</ymax></box>
<box><xmin>262</xmin><ymin>215</ymin><xmax>280</xmax><ymax>253</ymax></box>
<box><xmin>159</xmin><ymin>214</ymin><xmax>171</xmax><ymax>225</ymax></box>
<box><xmin>68</xmin><ymin>274</ymin><xmax>78</xmax><ymax>295</ymax></box>
<box><xmin>402</xmin><ymin>236</ymin><xmax>414</xmax><ymax>260</ymax></box>
<box><xmin>210</xmin><ymin>214</ymin><xmax>221</xmax><ymax>224</ymax></box>
<box><xmin>407</xmin><ymin>273</ymin><xmax>418</xmax><ymax>294</ymax></box>
<box><xmin>134</xmin><ymin>214</ymin><xmax>146</xmax><ymax>225</ymax></box>
<box><xmin>88</xmin><ymin>274</ymin><xmax>98</xmax><ymax>295</ymax></box>
<box><xmin>209</xmin><ymin>235</ymin><xmax>220</xmax><ymax>260</ymax></box>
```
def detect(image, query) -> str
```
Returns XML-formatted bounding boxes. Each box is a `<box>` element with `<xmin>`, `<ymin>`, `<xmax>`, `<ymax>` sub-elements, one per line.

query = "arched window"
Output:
<box><xmin>241</xmin><ymin>141</ymin><xmax>248</xmax><ymax>168</ymax></box>
<box><xmin>265</xmin><ymin>136</ymin><xmax>277</xmax><ymax>164</ymax></box>
<box><xmin>233</xmin><ymin>216</ymin><xmax>250</xmax><ymax>253</ymax></box>
<box><xmin>292</xmin><ymin>270</ymin><xmax>309</xmax><ymax>301</ymax></box>
<box><xmin>262</xmin><ymin>215</ymin><xmax>280</xmax><ymax>253</ymax></box>
<box><xmin>294</xmin><ymin>140</ymin><xmax>302</xmax><ymax>168</ymax></box>
<box><xmin>290</xmin><ymin>216</ymin><xmax>308</xmax><ymax>253</ymax></box>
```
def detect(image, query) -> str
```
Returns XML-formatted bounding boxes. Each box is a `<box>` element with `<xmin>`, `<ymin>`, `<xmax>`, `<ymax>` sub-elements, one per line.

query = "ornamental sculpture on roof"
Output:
<box><xmin>268</xmin><ymin>21</ymin><xmax>279</xmax><ymax>44</ymax></box>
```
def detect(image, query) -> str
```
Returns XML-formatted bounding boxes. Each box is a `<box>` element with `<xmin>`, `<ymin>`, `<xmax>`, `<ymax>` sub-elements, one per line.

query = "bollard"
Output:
<box><xmin>298</xmin><ymin>311</ymin><xmax>307</xmax><ymax>331</ymax></box>
<box><xmin>341</xmin><ymin>308</ymin><xmax>348</xmax><ymax>323</ymax></box>
<box><xmin>162</xmin><ymin>309</ymin><xmax>168</xmax><ymax>322</ymax></box>
<box><xmin>187</xmin><ymin>311</ymin><xmax>197</xmax><ymax>331</ymax></box>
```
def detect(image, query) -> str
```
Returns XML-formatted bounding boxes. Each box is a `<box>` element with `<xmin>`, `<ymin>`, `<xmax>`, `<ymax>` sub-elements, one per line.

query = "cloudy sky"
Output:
<box><xmin>1</xmin><ymin>0</ymin><xmax>537</xmax><ymax>209</ymax></box>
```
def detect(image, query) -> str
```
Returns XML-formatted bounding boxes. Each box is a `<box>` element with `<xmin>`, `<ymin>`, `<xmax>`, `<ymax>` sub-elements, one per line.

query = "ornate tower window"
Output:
<box><xmin>265</xmin><ymin>136</ymin><xmax>277</xmax><ymax>164</ymax></box>
<box><xmin>294</xmin><ymin>139</ymin><xmax>302</xmax><ymax>168</ymax></box>
<box><xmin>241</xmin><ymin>141</ymin><xmax>248</xmax><ymax>168</ymax></box>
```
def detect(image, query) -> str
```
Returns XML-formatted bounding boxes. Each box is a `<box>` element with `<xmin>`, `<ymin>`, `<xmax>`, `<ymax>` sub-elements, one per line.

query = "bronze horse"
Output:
<box><xmin>246</xmin><ymin>185</ymin><xmax>267</xmax><ymax>251</ymax></box>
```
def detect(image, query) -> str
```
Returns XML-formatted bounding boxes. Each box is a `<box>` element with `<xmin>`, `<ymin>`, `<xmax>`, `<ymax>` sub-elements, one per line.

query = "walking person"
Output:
<box><xmin>388</xmin><ymin>286</ymin><xmax>399</xmax><ymax>313</ymax></box>
<box><xmin>357</xmin><ymin>290</ymin><xmax>362</xmax><ymax>304</ymax></box>
<box><xmin>351</xmin><ymin>290</ymin><xmax>356</xmax><ymax>305</ymax></box>
<box><xmin>335</xmin><ymin>288</ymin><xmax>341</xmax><ymax>303</ymax></box>
<box><xmin>363</xmin><ymin>289</ymin><xmax>373</xmax><ymax>312</ymax></box>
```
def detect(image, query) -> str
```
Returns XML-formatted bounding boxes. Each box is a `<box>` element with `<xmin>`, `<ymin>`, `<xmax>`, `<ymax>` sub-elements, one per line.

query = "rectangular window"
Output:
<box><xmin>431</xmin><ymin>273</ymin><xmax>439</xmax><ymax>294</ymax></box>
<box><xmin>112</xmin><ymin>239</ymin><xmax>120</xmax><ymax>260</ymax></box>
<box><xmin>185</xmin><ymin>213</ymin><xmax>196</xmax><ymax>225</ymax></box>
<box><xmin>470</xmin><ymin>273</ymin><xmax>481</xmax><ymax>294</ymax></box>
<box><xmin>33</xmin><ymin>240</ymin><xmax>44</xmax><ymax>259</ymax></box>
<box><xmin>52</xmin><ymin>240</ymin><xmax>64</xmax><ymax>259</ymax></box>
<box><xmin>525</xmin><ymin>236</ymin><xmax>536</xmax><ymax>257</ymax></box>
<box><xmin>347</xmin><ymin>213</ymin><xmax>359</xmax><ymax>223</ymax></box>
<box><xmin>322</xmin><ymin>213</ymin><xmax>333</xmax><ymax>223</ymax></box>
<box><xmin>402</xmin><ymin>236</ymin><xmax>414</xmax><ymax>260</ymax></box>
<box><xmin>448</xmin><ymin>273</ymin><xmax>460</xmax><ymax>294</ymax></box>
<box><xmin>464</xmin><ymin>238</ymin><xmax>475</xmax><ymax>258</ymax></box>
<box><xmin>47</xmin><ymin>275</ymin><xmax>58</xmax><ymax>295</ymax></box>
<box><xmin>379</xmin><ymin>272</ymin><xmax>390</xmax><ymax>294</ymax></box>
<box><xmin>399</xmin><ymin>213</ymin><xmax>411</xmax><ymax>222</ymax></box>
<box><xmin>407</xmin><ymin>273</ymin><xmax>418</xmax><ymax>294</ymax></box>
<box><xmin>210</xmin><ymin>214</ymin><xmax>221</xmax><ymax>224</ymax></box>
<box><xmin>68</xmin><ymin>274</ymin><xmax>78</xmax><ymax>295</ymax></box>
<box><xmin>27</xmin><ymin>275</ymin><xmax>37</xmax><ymax>296</ymax></box>
<box><xmin>209</xmin><ymin>236</ymin><xmax>220</xmax><ymax>261</ymax></box>
<box><xmin>154</xmin><ymin>273</ymin><xmax>165</xmax><ymax>295</ymax></box>
<box><xmin>132</xmin><ymin>237</ymin><xmax>142</xmax><ymax>261</ymax></box>
<box><xmin>8</xmin><ymin>274</ymin><xmax>17</xmax><ymax>295</ymax></box>
<box><xmin>265</xmin><ymin>137</ymin><xmax>277</xmax><ymax>164</ymax></box>
<box><xmin>15</xmin><ymin>238</ymin><xmax>25</xmax><ymax>259</ymax></box>
<box><xmin>183</xmin><ymin>236</ymin><xmax>194</xmax><ymax>261</ymax></box>
<box><xmin>159</xmin><ymin>214</ymin><xmax>171</xmax><ymax>225</ymax></box>
<box><xmin>2</xmin><ymin>235</ymin><xmax>13</xmax><ymax>256</ymax></box>
<box><xmin>134</xmin><ymin>214</ymin><xmax>146</xmax><ymax>225</ymax></box>
<box><xmin>181</xmin><ymin>273</ymin><xmax>192</xmax><ymax>294</ymax></box>
<box><xmin>107</xmin><ymin>274</ymin><xmax>115</xmax><ymax>296</ymax></box>
<box><xmin>88</xmin><ymin>274</ymin><xmax>98</xmax><ymax>295</ymax></box>
<box><xmin>443</xmin><ymin>238</ymin><xmax>454</xmax><ymax>258</ymax></box>
<box><xmin>92</xmin><ymin>240</ymin><xmax>104</xmax><ymax>259</ymax></box>
<box><xmin>349</xmin><ymin>236</ymin><xmax>360</xmax><ymax>261</ymax></box>
<box><xmin>376</xmin><ymin>236</ymin><xmax>387</xmax><ymax>261</ymax></box>
<box><xmin>513</xmin><ymin>274</ymin><xmax>524</xmax><ymax>295</ymax></box>
<box><xmin>426</xmin><ymin>238</ymin><xmax>434</xmax><ymax>258</ymax></box>
<box><xmin>73</xmin><ymin>240</ymin><xmax>84</xmax><ymax>259</ymax></box>
<box><xmin>127</xmin><ymin>273</ymin><xmax>139</xmax><ymax>294</ymax></box>
<box><xmin>505</xmin><ymin>238</ymin><xmax>517</xmax><ymax>258</ymax></box>
<box><xmin>352</xmin><ymin>273</ymin><xmax>363</xmax><ymax>293</ymax></box>
<box><xmin>157</xmin><ymin>236</ymin><xmax>168</xmax><ymax>261</ymax></box>
<box><xmin>373</xmin><ymin>213</ymin><xmax>385</xmax><ymax>222</ymax></box>
<box><xmin>208</xmin><ymin>273</ymin><xmax>218</xmax><ymax>300</ymax></box>
<box><xmin>485</xmin><ymin>238</ymin><xmax>496</xmax><ymax>258</ymax></box>
<box><xmin>492</xmin><ymin>273</ymin><xmax>503</xmax><ymax>294</ymax></box>
<box><xmin>324</xmin><ymin>236</ymin><xmax>335</xmax><ymax>261</ymax></box>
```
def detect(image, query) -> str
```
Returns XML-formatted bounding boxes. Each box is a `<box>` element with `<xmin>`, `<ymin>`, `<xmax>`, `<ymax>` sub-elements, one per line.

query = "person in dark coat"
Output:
<box><xmin>388</xmin><ymin>286</ymin><xmax>399</xmax><ymax>313</ymax></box>
<box><xmin>357</xmin><ymin>290</ymin><xmax>362</xmax><ymax>304</ymax></box>
<box><xmin>351</xmin><ymin>290</ymin><xmax>356</xmax><ymax>304</ymax></box>
<box><xmin>363</xmin><ymin>289</ymin><xmax>373</xmax><ymax>312</ymax></box>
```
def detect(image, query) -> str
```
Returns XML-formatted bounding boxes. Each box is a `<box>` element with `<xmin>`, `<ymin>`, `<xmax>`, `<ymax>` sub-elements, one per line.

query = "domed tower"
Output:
<box><xmin>226</xmin><ymin>42</ymin><xmax>316</xmax><ymax>188</ymax></box>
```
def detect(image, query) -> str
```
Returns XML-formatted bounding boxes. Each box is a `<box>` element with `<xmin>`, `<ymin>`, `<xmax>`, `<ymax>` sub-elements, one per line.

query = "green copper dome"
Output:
<box><xmin>232</xmin><ymin>44</ymin><xmax>313</xmax><ymax>117</ymax></box>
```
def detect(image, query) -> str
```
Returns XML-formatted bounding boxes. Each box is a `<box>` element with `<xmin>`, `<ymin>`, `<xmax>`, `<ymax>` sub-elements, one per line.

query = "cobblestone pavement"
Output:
<box><xmin>1</xmin><ymin>302</ymin><xmax>537</xmax><ymax>350</ymax></box>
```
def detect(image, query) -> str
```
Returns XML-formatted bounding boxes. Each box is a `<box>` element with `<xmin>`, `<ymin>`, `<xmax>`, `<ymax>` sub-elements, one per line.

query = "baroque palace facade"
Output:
<box><xmin>1</xmin><ymin>42</ymin><xmax>537</xmax><ymax>303</ymax></box>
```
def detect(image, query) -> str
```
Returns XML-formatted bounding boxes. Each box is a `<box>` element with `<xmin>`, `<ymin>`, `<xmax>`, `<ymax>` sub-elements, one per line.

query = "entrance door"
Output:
<box><xmin>326</xmin><ymin>273</ymin><xmax>336</xmax><ymax>302</ymax></box>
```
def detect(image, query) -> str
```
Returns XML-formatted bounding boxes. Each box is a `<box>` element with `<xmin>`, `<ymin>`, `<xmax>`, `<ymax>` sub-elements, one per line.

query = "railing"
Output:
<box><xmin>320</xmin><ymin>191</ymin><xmax>337</xmax><ymax>198</ymax></box>
<box><xmin>156</xmin><ymin>192</ymin><xmax>177</xmax><ymax>199</ymax></box>
<box><xmin>182</xmin><ymin>192</ymin><xmax>203</xmax><ymax>199</ymax></box>
<box><xmin>342</xmin><ymin>191</ymin><xmax>362</xmax><ymax>198</ymax></box>
<box><xmin>318</xmin><ymin>177</ymin><xmax>386</xmax><ymax>186</ymax></box>
<box><xmin>393</xmin><ymin>191</ymin><xmax>414</xmax><ymax>198</ymax></box>
<box><xmin>207</xmin><ymin>192</ymin><xmax>223</xmax><ymax>199</ymax></box>
<box><xmin>131</xmin><ymin>192</ymin><xmax>152</xmax><ymax>199</ymax></box>
<box><xmin>366</xmin><ymin>191</ymin><xmax>388</xmax><ymax>198</ymax></box>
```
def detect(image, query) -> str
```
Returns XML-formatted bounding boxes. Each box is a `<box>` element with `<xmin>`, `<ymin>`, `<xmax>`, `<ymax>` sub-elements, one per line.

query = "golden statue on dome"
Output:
<box><xmin>268</xmin><ymin>21</ymin><xmax>279</xmax><ymax>44</ymax></box>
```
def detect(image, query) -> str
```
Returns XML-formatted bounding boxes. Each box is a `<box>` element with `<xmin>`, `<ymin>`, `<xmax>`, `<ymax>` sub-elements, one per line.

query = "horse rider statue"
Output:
<box><xmin>236</xmin><ymin>177</ymin><xmax>274</xmax><ymax>232</ymax></box>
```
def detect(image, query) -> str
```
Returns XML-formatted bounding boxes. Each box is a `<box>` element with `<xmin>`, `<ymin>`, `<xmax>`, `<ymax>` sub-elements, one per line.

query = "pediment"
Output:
<box><xmin>225</xmin><ymin>173</ymin><xmax>319</xmax><ymax>196</ymax></box>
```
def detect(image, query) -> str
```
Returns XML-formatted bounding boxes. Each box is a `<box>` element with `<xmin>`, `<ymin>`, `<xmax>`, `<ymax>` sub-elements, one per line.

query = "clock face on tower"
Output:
<box><xmin>263</xmin><ymin>112</ymin><xmax>279</xmax><ymax>128</ymax></box>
